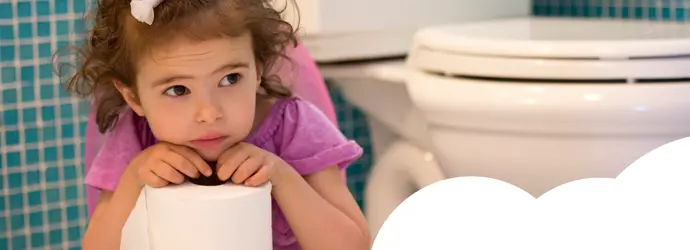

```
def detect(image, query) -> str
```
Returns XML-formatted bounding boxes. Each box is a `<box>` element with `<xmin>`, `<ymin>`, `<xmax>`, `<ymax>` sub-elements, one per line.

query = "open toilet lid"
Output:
<box><xmin>408</xmin><ymin>17</ymin><xmax>690</xmax><ymax>80</ymax></box>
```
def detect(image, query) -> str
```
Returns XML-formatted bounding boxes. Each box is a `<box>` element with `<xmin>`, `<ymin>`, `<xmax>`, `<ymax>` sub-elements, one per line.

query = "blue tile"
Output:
<box><xmin>0</xmin><ymin>25</ymin><xmax>13</xmax><ymax>39</ymax></box>
<box><xmin>48</xmin><ymin>209</ymin><xmax>62</xmax><ymax>224</ymax></box>
<box><xmin>0</xmin><ymin>3</ymin><xmax>12</xmax><ymax>18</ymax></box>
<box><xmin>8</xmin><ymin>173</ymin><xmax>23</xmax><ymax>189</ymax></box>
<box><xmin>17</xmin><ymin>2</ymin><xmax>32</xmax><ymax>17</ymax></box>
<box><xmin>3</xmin><ymin>109</ymin><xmax>19</xmax><ymax>125</ymax></box>
<box><xmin>74</xmin><ymin>0</ymin><xmax>87</xmax><ymax>13</ymax></box>
<box><xmin>28</xmin><ymin>191</ymin><xmax>41</xmax><ymax>207</ymax></box>
<box><xmin>0</xmin><ymin>45</ymin><xmax>14</xmax><ymax>61</ymax></box>
<box><xmin>65</xmin><ymin>186</ymin><xmax>78</xmax><ymax>201</ymax></box>
<box><xmin>68</xmin><ymin>225</ymin><xmax>81</xmax><ymax>241</ymax></box>
<box><xmin>62</xmin><ymin>144</ymin><xmax>76</xmax><ymax>159</ymax></box>
<box><xmin>662</xmin><ymin>7</ymin><xmax>671</xmax><ymax>20</ymax></box>
<box><xmin>6</xmin><ymin>151</ymin><xmax>21</xmax><ymax>167</ymax></box>
<box><xmin>23</xmin><ymin>108</ymin><xmax>38</xmax><ymax>123</ymax></box>
<box><xmin>11</xmin><ymin>235</ymin><xmax>25</xmax><ymax>250</ymax></box>
<box><xmin>2</xmin><ymin>88</ymin><xmax>17</xmax><ymax>104</ymax></box>
<box><xmin>621</xmin><ymin>7</ymin><xmax>630</xmax><ymax>18</ymax></box>
<box><xmin>37</xmin><ymin>22</ymin><xmax>50</xmax><ymax>37</ymax></box>
<box><xmin>57</xmin><ymin>40</ymin><xmax>68</xmax><ymax>49</ymax></box>
<box><xmin>41</xmin><ymin>106</ymin><xmax>56</xmax><ymax>121</ymax></box>
<box><xmin>45</xmin><ymin>167</ymin><xmax>59</xmax><ymax>183</ymax></box>
<box><xmin>1</xmin><ymin>67</ymin><xmax>16</xmax><ymax>83</ymax></box>
<box><xmin>40</xmin><ymin>84</ymin><xmax>54</xmax><ymax>99</ymax></box>
<box><xmin>49</xmin><ymin>229</ymin><xmax>62</xmax><ymax>245</ymax></box>
<box><xmin>29</xmin><ymin>212</ymin><xmax>43</xmax><ymax>227</ymax></box>
<box><xmin>675</xmin><ymin>8</ymin><xmax>685</xmax><ymax>21</ymax></box>
<box><xmin>20</xmin><ymin>66</ymin><xmax>34</xmax><ymax>82</ymax></box>
<box><xmin>5</xmin><ymin>130</ymin><xmax>19</xmax><ymax>145</ymax></box>
<box><xmin>30</xmin><ymin>232</ymin><xmax>45</xmax><ymax>248</ymax></box>
<box><xmin>63</xmin><ymin>165</ymin><xmax>77</xmax><ymax>180</ymax></box>
<box><xmin>38</xmin><ymin>43</ymin><xmax>52</xmax><ymax>58</ymax></box>
<box><xmin>0</xmin><ymin>238</ymin><xmax>6</xmax><ymax>250</ymax></box>
<box><xmin>46</xmin><ymin>189</ymin><xmax>60</xmax><ymax>203</ymax></box>
<box><xmin>9</xmin><ymin>193</ymin><xmax>23</xmax><ymax>210</ymax></box>
<box><xmin>17</xmin><ymin>23</ymin><xmax>32</xmax><ymax>38</ymax></box>
<box><xmin>26</xmin><ymin>170</ymin><xmax>41</xmax><ymax>186</ymax></box>
<box><xmin>0</xmin><ymin>196</ymin><xmax>4</xmax><ymax>211</ymax></box>
<box><xmin>634</xmin><ymin>7</ymin><xmax>645</xmax><ymax>18</ymax></box>
<box><xmin>40</xmin><ymin>63</ymin><xmax>53</xmax><ymax>79</ymax></box>
<box><xmin>56</xmin><ymin>0</ymin><xmax>69</xmax><ymax>14</ymax></box>
<box><xmin>0</xmin><ymin>217</ymin><xmax>4</xmax><ymax>233</ymax></box>
<box><xmin>44</xmin><ymin>146</ymin><xmax>58</xmax><ymax>162</ymax></box>
<box><xmin>26</xmin><ymin>149</ymin><xmax>39</xmax><ymax>165</ymax></box>
<box><xmin>57</xmin><ymin>21</ymin><xmax>69</xmax><ymax>35</ymax></box>
<box><xmin>43</xmin><ymin>126</ymin><xmax>57</xmax><ymax>140</ymax></box>
<box><xmin>61</xmin><ymin>124</ymin><xmax>75</xmax><ymax>139</ymax></box>
<box><xmin>60</xmin><ymin>103</ymin><xmax>74</xmax><ymax>118</ymax></box>
<box><xmin>25</xmin><ymin>127</ymin><xmax>39</xmax><ymax>143</ymax></box>
<box><xmin>21</xmin><ymin>86</ymin><xmax>35</xmax><ymax>101</ymax></box>
<box><xmin>36</xmin><ymin>1</ymin><xmax>51</xmax><ymax>16</ymax></box>
<box><xmin>19</xmin><ymin>45</ymin><xmax>33</xmax><ymax>60</ymax></box>
<box><xmin>74</xmin><ymin>20</ymin><xmax>85</xmax><ymax>34</ymax></box>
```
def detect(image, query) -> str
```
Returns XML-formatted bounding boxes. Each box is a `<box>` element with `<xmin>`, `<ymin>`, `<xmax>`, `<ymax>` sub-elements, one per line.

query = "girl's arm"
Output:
<box><xmin>82</xmin><ymin>169</ymin><xmax>143</xmax><ymax>250</ymax></box>
<box><xmin>273</xmin><ymin>165</ymin><xmax>371</xmax><ymax>250</ymax></box>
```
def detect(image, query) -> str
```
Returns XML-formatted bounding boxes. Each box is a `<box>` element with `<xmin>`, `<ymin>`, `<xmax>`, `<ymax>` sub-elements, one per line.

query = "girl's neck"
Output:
<box><xmin>252</xmin><ymin>95</ymin><xmax>277</xmax><ymax>132</ymax></box>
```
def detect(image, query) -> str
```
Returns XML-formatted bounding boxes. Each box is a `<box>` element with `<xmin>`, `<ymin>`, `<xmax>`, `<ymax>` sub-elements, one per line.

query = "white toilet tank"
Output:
<box><xmin>276</xmin><ymin>0</ymin><xmax>531</xmax><ymax>62</ymax></box>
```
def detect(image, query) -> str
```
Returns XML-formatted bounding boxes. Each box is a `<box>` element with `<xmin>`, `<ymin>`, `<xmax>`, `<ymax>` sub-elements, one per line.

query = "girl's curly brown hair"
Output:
<box><xmin>60</xmin><ymin>0</ymin><xmax>298</xmax><ymax>134</ymax></box>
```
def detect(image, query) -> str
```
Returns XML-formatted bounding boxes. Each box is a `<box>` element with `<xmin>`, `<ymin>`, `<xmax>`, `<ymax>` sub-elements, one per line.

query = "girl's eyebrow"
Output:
<box><xmin>151</xmin><ymin>61</ymin><xmax>250</xmax><ymax>86</ymax></box>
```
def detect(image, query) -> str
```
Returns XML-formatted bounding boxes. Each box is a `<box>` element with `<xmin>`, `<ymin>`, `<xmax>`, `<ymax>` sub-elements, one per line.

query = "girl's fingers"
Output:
<box><xmin>218</xmin><ymin>150</ymin><xmax>251</xmax><ymax>181</ymax></box>
<box><xmin>231</xmin><ymin>156</ymin><xmax>263</xmax><ymax>184</ymax></box>
<box><xmin>141</xmin><ymin>169</ymin><xmax>170</xmax><ymax>188</ymax></box>
<box><xmin>244</xmin><ymin>164</ymin><xmax>270</xmax><ymax>187</ymax></box>
<box><xmin>168</xmin><ymin>145</ymin><xmax>213</xmax><ymax>177</ymax></box>
<box><xmin>151</xmin><ymin>163</ymin><xmax>186</xmax><ymax>184</ymax></box>
<box><xmin>162</xmin><ymin>150</ymin><xmax>200</xmax><ymax>178</ymax></box>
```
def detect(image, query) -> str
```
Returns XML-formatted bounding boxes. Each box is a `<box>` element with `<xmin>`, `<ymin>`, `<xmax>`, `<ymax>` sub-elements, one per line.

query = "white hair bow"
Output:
<box><xmin>131</xmin><ymin>0</ymin><xmax>165</xmax><ymax>25</ymax></box>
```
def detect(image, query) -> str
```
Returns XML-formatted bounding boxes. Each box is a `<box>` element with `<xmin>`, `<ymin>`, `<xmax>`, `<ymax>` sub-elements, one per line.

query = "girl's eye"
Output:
<box><xmin>219</xmin><ymin>73</ymin><xmax>241</xmax><ymax>87</ymax></box>
<box><xmin>164</xmin><ymin>85</ymin><xmax>189</xmax><ymax>96</ymax></box>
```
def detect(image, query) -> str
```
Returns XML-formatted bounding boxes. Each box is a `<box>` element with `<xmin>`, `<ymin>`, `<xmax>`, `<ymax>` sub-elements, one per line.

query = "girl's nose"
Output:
<box><xmin>195</xmin><ymin>97</ymin><xmax>223</xmax><ymax>124</ymax></box>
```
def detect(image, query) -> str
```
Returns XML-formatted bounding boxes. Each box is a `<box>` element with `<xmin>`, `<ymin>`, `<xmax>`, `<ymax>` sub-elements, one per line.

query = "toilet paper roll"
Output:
<box><xmin>121</xmin><ymin>182</ymin><xmax>273</xmax><ymax>250</ymax></box>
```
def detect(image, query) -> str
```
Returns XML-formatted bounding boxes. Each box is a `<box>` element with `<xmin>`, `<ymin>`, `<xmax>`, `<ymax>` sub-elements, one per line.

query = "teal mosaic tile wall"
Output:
<box><xmin>533</xmin><ymin>0</ymin><xmax>690</xmax><ymax>21</ymax></box>
<box><xmin>1</xmin><ymin>1</ymin><xmax>91</xmax><ymax>249</ymax></box>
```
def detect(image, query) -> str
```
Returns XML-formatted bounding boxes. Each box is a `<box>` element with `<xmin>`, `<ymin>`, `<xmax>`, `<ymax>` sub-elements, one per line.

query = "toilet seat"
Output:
<box><xmin>408</xmin><ymin>17</ymin><xmax>690</xmax><ymax>81</ymax></box>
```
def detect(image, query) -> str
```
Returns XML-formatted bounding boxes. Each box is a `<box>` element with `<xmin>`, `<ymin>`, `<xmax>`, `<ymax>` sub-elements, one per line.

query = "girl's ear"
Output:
<box><xmin>113</xmin><ymin>81</ymin><xmax>145</xmax><ymax>116</ymax></box>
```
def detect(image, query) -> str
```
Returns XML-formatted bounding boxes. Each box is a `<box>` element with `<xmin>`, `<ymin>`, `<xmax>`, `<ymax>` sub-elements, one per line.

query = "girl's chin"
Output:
<box><xmin>195</xmin><ymin>150</ymin><xmax>222</xmax><ymax>163</ymax></box>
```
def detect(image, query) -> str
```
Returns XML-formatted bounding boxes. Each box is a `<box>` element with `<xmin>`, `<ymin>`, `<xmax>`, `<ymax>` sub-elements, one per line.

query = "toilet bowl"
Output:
<box><xmin>406</xmin><ymin>17</ymin><xmax>690</xmax><ymax>197</ymax></box>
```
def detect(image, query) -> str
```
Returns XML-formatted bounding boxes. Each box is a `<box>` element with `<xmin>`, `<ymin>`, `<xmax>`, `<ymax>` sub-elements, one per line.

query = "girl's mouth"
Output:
<box><xmin>191</xmin><ymin>135</ymin><xmax>228</xmax><ymax>148</ymax></box>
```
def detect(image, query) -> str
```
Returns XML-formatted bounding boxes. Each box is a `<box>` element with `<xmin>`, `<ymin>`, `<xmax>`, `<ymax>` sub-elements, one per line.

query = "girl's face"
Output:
<box><xmin>117</xmin><ymin>33</ymin><xmax>262</xmax><ymax>161</ymax></box>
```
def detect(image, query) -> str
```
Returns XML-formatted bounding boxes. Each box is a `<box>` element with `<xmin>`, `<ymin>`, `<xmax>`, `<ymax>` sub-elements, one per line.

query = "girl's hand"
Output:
<box><xmin>127</xmin><ymin>142</ymin><xmax>213</xmax><ymax>188</ymax></box>
<box><xmin>216</xmin><ymin>142</ymin><xmax>288</xmax><ymax>187</ymax></box>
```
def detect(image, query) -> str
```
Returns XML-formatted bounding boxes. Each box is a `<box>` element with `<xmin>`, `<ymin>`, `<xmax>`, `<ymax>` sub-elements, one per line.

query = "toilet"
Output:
<box><xmin>317</xmin><ymin>16</ymin><xmax>690</xmax><ymax>240</ymax></box>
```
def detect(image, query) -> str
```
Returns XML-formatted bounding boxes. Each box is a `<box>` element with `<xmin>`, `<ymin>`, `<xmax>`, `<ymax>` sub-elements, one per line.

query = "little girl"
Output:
<box><xmin>63</xmin><ymin>0</ymin><xmax>370</xmax><ymax>249</ymax></box>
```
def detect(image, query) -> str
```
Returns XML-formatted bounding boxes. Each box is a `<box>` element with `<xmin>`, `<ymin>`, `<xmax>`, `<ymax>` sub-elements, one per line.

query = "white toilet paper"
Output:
<box><xmin>121</xmin><ymin>182</ymin><xmax>273</xmax><ymax>250</ymax></box>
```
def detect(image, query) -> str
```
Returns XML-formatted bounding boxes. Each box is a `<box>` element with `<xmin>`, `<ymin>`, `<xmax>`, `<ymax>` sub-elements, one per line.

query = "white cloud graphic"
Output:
<box><xmin>372</xmin><ymin>137</ymin><xmax>690</xmax><ymax>250</ymax></box>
